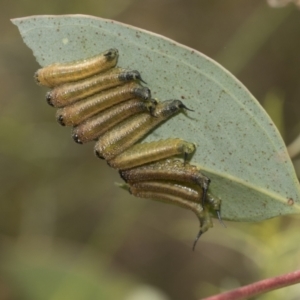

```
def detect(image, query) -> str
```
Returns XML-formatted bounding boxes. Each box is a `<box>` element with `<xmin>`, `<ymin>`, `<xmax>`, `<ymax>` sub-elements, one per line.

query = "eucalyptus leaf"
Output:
<box><xmin>12</xmin><ymin>15</ymin><xmax>300</xmax><ymax>222</ymax></box>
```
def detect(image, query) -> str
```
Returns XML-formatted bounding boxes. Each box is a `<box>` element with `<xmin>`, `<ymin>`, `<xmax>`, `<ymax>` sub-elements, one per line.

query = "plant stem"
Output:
<box><xmin>201</xmin><ymin>270</ymin><xmax>300</xmax><ymax>300</ymax></box>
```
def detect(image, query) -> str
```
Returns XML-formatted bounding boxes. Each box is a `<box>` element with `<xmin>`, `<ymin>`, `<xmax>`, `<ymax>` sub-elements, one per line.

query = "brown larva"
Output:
<box><xmin>34</xmin><ymin>48</ymin><xmax>119</xmax><ymax>87</ymax></box>
<box><xmin>120</xmin><ymin>158</ymin><xmax>211</xmax><ymax>207</ymax></box>
<box><xmin>56</xmin><ymin>82</ymin><xmax>151</xmax><ymax>127</ymax></box>
<box><xmin>46</xmin><ymin>68</ymin><xmax>146</xmax><ymax>107</ymax></box>
<box><xmin>94</xmin><ymin>100</ymin><xmax>192</xmax><ymax>161</ymax></box>
<box><xmin>72</xmin><ymin>98</ymin><xmax>157</xmax><ymax>144</ymax></box>
<box><xmin>108</xmin><ymin>138</ymin><xmax>195</xmax><ymax>170</ymax></box>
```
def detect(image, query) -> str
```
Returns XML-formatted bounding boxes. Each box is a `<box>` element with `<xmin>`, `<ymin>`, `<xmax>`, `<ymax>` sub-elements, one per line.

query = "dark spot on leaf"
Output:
<box><xmin>287</xmin><ymin>198</ymin><xmax>294</xmax><ymax>206</ymax></box>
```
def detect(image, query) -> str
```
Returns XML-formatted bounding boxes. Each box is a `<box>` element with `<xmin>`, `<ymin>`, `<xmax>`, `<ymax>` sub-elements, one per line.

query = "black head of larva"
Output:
<box><xmin>72</xmin><ymin>133</ymin><xmax>83</xmax><ymax>144</ymax></box>
<box><xmin>119</xmin><ymin>70</ymin><xmax>146</xmax><ymax>84</ymax></box>
<box><xmin>163</xmin><ymin>100</ymin><xmax>193</xmax><ymax>115</ymax></box>
<box><xmin>46</xmin><ymin>91</ymin><xmax>54</xmax><ymax>106</ymax></box>
<box><xmin>57</xmin><ymin>114</ymin><xmax>65</xmax><ymax>126</ymax></box>
<box><xmin>134</xmin><ymin>86</ymin><xmax>151</xmax><ymax>100</ymax></box>
<box><xmin>104</xmin><ymin>48</ymin><xmax>119</xmax><ymax>61</ymax></box>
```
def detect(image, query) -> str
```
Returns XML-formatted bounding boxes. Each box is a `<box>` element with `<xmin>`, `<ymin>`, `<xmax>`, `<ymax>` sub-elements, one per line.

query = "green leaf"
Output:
<box><xmin>12</xmin><ymin>15</ymin><xmax>300</xmax><ymax>222</ymax></box>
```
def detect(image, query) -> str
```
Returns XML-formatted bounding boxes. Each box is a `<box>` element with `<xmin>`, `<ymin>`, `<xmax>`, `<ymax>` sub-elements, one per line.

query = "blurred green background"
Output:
<box><xmin>1</xmin><ymin>1</ymin><xmax>300</xmax><ymax>299</ymax></box>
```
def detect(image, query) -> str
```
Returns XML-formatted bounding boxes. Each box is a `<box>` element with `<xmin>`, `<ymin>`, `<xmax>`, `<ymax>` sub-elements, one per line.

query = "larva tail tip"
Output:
<box><xmin>132</xmin><ymin>70</ymin><xmax>147</xmax><ymax>84</ymax></box>
<box><xmin>192</xmin><ymin>230</ymin><xmax>203</xmax><ymax>251</ymax></box>
<box><xmin>180</xmin><ymin>103</ymin><xmax>194</xmax><ymax>112</ymax></box>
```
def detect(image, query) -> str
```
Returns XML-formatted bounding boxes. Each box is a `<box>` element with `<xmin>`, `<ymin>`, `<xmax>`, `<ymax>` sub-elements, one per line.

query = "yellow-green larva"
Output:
<box><xmin>46</xmin><ymin>68</ymin><xmax>146</xmax><ymax>107</ymax></box>
<box><xmin>108</xmin><ymin>138</ymin><xmax>195</xmax><ymax>170</ymax></box>
<box><xmin>94</xmin><ymin>100</ymin><xmax>192</xmax><ymax>161</ymax></box>
<box><xmin>72</xmin><ymin>98</ymin><xmax>157</xmax><ymax>144</ymax></box>
<box><xmin>34</xmin><ymin>48</ymin><xmax>119</xmax><ymax>87</ymax></box>
<box><xmin>56</xmin><ymin>82</ymin><xmax>151</xmax><ymax>127</ymax></box>
<box><xmin>120</xmin><ymin>158</ymin><xmax>211</xmax><ymax>207</ymax></box>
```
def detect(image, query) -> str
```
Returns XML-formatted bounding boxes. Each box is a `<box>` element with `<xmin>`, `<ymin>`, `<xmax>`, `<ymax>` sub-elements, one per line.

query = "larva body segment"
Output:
<box><xmin>72</xmin><ymin>98</ymin><xmax>156</xmax><ymax>144</ymax></box>
<box><xmin>47</xmin><ymin>68</ymin><xmax>145</xmax><ymax>107</ymax></box>
<box><xmin>108</xmin><ymin>138</ymin><xmax>195</xmax><ymax>170</ymax></box>
<box><xmin>34</xmin><ymin>48</ymin><xmax>119</xmax><ymax>87</ymax></box>
<box><xmin>120</xmin><ymin>158</ymin><xmax>211</xmax><ymax>206</ymax></box>
<box><xmin>129</xmin><ymin>180</ymin><xmax>201</xmax><ymax>202</ymax></box>
<box><xmin>129</xmin><ymin>187</ymin><xmax>213</xmax><ymax>237</ymax></box>
<box><xmin>94</xmin><ymin>100</ymin><xmax>190</xmax><ymax>161</ymax></box>
<box><xmin>128</xmin><ymin>181</ymin><xmax>215</xmax><ymax>249</ymax></box>
<box><xmin>56</xmin><ymin>82</ymin><xmax>151</xmax><ymax>127</ymax></box>
<box><xmin>129</xmin><ymin>188</ymin><xmax>204</xmax><ymax>217</ymax></box>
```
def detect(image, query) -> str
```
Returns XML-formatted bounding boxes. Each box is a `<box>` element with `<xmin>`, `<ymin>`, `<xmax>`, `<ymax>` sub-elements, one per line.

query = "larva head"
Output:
<box><xmin>72</xmin><ymin>133</ymin><xmax>83</xmax><ymax>144</ymax></box>
<box><xmin>46</xmin><ymin>91</ymin><xmax>54</xmax><ymax>106</ymax></box>
<box><xmin>119</xmin><ymin>70</ymin><xmax>146</xmax><ymax>84</ymax></box>
<box><xmin>132</xmin><ymin>86</ymin><xmax>151</xmax><ymax>100</ymax></box>
<box><xmin>56</xmin><ymin>114</ymin><xmax>65</xmax><ymax>126</ymax></box>
<box><xmin>104</xmin><ymin>48</ymin><xmax>119</xmax><ymax>61</ymax></box>
<box><xmin>154</xmin><ymin>100</ymin><xmax>193</xmax><ymax>118</ymax></box>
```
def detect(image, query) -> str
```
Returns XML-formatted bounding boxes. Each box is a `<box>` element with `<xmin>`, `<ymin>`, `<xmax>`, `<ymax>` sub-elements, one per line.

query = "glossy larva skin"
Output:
<box><xmin>56</xmin><ymin>82</ymin><xmax>151</xmax><ymax>127</ymax></box>
<box><xmin>130</xmin><ymin>180</ymin><xmax>201</xmax><ymax>202</ymax></box>
<box><xmin>108</xmin><ymin>138</ymin><xmax>195</xmax><ymax>170</ymax></box>
<box><xmin>128</xmin><ymin>180</ymin><xmax>217</xmax><ymax>248</ymax></box>
<box><xmin>72</xmin><ymin>98</ymin><xmax>156</xmax><ymax>144</ymax></box>
<box><xmin>120</xmin><ymin>158</ymin><xmax>210</xmax><ymax>198</ymax></box>
<box><xmin>129</xmin><ymin>186</ymin><xmax>213</xmax><ymax>237</ymax></box>
<box><xmin>47</xmin><ymin>68</ymin><xmax>145</xmax><ymax>107</ymax></box>
<box><xmin>35</xmin><ymin>48</ymin><xmax>119</xmax><ymax>87</ymax></box>
<box><xmin>94</xmin><ymin>100</ymin><xmax>188</xmax><ymax>161</ymax></box>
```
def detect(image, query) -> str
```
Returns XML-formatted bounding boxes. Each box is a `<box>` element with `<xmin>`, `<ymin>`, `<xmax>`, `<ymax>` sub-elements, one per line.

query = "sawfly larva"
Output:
<box><xmin>108</xmin><ymin>138</ymin><xmax>195</xmax><ymax>170</ymax></box>
<box><xmin>47</xmin><ymin>68</ymin><xmax>146</xmax><ymax>107</ymax></box>
<box><xmin>34</xmin><ymin>48</ymin><xmax>119</xmax><ymax>87</ymax></box>
<box><xmin>72</xmin><ymin>98</ymin><xmax>157</xmax><ymax>144</ymax></box>
<box><xmin>56</xmin><ymin>82</ymin><xmax>151</xmax><ymax>126</ymax></box>
<box><xmin>120</xmin><ymin>158</ymin><xmax>211</xmax><ymax>207</ymax></box>
<box><xmin>94</xmin><ymin>100</ymin><xmax>192</xmax><ymax>161</ymax></box>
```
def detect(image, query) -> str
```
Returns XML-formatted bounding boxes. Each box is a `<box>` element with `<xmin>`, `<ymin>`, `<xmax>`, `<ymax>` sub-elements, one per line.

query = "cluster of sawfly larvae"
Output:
<box><xmin>34</xmin><ymin>48</ymin><xmax>224</xmax><ymax>249</ymax></box>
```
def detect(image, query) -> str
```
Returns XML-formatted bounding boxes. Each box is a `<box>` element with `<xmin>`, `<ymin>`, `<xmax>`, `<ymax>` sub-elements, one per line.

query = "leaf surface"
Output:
<box><xmin>12</xmin><ymin>15</ymin><xmax>300</xmax><ymax>221</ymax></box>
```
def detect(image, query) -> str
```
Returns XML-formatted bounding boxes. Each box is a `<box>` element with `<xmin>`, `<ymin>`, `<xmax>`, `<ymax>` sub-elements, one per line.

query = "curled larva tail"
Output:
<box><xmin>55</xmin><ymin>82</ymin><xmax>152</xmax><ymax>127</ymax></box>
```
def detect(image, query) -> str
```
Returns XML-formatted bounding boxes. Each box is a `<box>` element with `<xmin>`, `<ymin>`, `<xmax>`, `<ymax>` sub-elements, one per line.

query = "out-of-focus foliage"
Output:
<box><xmin>2</xmin><ymin>1</ymin><xmax>300</xmax><ymax>300</ymax></box>
<box><xmin>267</xmin><ymin>0</ymin><xmax>300</xmax><ymax>8</ymax></box>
